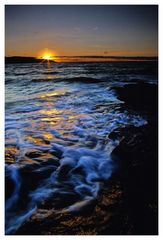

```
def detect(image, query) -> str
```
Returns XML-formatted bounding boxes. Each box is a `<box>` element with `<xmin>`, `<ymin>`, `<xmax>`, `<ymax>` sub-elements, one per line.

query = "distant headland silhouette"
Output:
<box><xmin>5</xmin><ymin>56</ymin><xmax>158</xmax><ymax>64</ymax></box>
<box><xmin>5</xmin><ymin>56</ymin><xmax>55</xmax><ymax>64</ymax></box>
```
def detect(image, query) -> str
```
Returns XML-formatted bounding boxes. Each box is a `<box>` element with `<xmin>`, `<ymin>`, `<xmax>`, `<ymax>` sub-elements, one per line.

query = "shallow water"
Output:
<box><xmin>5</xmin><ymin>61</ymin><xmax>157</xmax><ymax>234</ymax></box>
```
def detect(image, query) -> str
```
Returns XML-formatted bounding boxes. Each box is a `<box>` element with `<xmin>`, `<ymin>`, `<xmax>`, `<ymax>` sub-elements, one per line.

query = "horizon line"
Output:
<box><xmin>5</xmin><ymin>55</ymin><xmax>158</xmax><ymax>59</ymax></box>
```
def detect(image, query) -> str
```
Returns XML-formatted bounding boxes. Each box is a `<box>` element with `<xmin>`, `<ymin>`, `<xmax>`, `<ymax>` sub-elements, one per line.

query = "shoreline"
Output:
<box><xmin>12</xmin><ymin>82</ymin><xmax>158</xmax><ymax>235</ymax></box>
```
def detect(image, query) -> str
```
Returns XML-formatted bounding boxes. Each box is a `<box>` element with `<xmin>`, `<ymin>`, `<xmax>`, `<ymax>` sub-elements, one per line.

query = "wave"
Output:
<box><xmin>5</xmin><ymin>110</ymin><xmax>147</xmax><ymax>234</ymax></box>
<box><xmin>43</xmin><ymin>71</ymin><xmax>60</xmax><ymax>75</ymax></box>
<box><xmin>5</xmin><ymin>141</ymin><xmax>115</xmax><ymax>234</ymax></box>
<box><xmin>31</xmin><ymin>77</ymin><xmax>104</xmax><ymax>83</ymax></box>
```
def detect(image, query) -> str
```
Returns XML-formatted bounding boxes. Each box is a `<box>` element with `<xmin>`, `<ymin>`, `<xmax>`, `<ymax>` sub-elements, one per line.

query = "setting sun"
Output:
<box><xmin>36</xmin><ymin>48</ymin><xmax>61</xmax><ymax>62</ymax></box>
<box><xmin>42</xmin><ymin>55</ymin><xmax>52</xmax><ymax>60</ymax></box>
<box><xmin>37</xmin><ymin>48</ymin><xmax>57</xmax><ymax>61</ymax></box>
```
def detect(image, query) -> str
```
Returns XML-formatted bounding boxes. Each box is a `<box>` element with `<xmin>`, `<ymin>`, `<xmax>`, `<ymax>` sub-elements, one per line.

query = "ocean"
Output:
<box><xmin>5</xmin><ymin>61</ymin><xmax>158</xmax><ymax>234</ymax></box>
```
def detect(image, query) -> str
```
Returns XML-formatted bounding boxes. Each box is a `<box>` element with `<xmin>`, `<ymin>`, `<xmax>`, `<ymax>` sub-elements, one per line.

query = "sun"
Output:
<box><xmin>40</xmin><ymin>49</ymin><xmax>55</xmax><ymax>61</ymax></box>
<box><xmin>42</xmin><ymin>54</ymin><xmax>52</xmax><ymax>60</ymax></box>
<box><xmin>37</xmin><ymin>49</ymin><xmax>60</xmax><ymax>62</ymax></box>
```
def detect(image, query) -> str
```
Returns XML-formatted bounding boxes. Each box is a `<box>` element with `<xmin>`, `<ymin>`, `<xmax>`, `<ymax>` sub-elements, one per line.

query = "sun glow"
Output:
<box><xmin>42</xmin><ymin>55</ymin><xmax>52</xmax><ymax>60</ymax></box>
<box><xmin>37</xmin><ymin>48</ymin><xmax>61</xmax><ymax>62</ymax></box>
<box><xmin>37</xmin><ymin>48</ymin><xmax>57</xmax><ymax>62</ymax></box>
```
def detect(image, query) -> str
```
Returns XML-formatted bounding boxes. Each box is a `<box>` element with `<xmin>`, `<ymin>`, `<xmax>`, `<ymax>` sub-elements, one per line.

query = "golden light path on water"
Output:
<box><xmin>5</xmin><ymin>87</ymin><xmax>88</xmax><ymax>164</ymax></box>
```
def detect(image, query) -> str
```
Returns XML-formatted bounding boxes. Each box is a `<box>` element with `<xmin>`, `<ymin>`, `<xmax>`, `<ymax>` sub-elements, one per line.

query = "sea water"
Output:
<box><xmin>5</xmin><ymin>61</ymin><xmax>157</xmax><ymax>234</ymax></box>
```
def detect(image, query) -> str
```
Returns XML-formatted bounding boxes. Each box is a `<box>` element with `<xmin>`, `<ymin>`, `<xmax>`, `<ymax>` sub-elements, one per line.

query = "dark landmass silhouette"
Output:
<box><xmin>5</xmin><ymin>56</ymin><xmax>158</xmax><ymax>64</ymax></box>
<box><xmin>5</xmin><ymin>56</ymin><xmax>55</xmax><ymax>64</ymax></box>
<box><xmin>57</xmin><ymin>56</ymin><xmax>158</xmax><ymax>60</ymax></box>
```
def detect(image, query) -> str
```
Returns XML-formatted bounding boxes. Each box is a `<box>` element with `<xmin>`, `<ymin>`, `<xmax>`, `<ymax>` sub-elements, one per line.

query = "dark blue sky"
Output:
<box><xmin>5</xmin><ymin>5</ymin><xmax>158</xmax><ymax>57</ymax></box>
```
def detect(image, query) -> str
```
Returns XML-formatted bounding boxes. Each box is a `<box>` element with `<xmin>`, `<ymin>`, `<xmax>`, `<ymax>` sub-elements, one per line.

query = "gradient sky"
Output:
<box><xmin>5</xmin><ymin>5</ymin><xmax>158</xmax><ymax>57</ymax></box>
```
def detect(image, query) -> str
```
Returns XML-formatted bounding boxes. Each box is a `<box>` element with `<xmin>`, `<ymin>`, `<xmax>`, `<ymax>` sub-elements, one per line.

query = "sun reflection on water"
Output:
<box><xmin>39</xmin><ymin>108</ymin><xmax>72</xmax><ymax>116</ymax></box>
<box><xmin>38</xmin><ymin>89</ymin><xmax>68</xmax><ymax>99</ymax></box>
<box><xmin>42</xmin><ymin>132</ymin><xmax>54</xmax><ymax>140</ymax></box>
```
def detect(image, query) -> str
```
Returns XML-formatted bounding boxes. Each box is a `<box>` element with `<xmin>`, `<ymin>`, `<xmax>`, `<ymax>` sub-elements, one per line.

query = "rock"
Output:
<box><xmin>110</xmin><ymin>124</ymin><xmax>158</xmax><ymax>234</ymax></box>
<box><xmin>113</xmin><ymin>82</ymin><xmax>158</xmax><ymax>113</ymax></box>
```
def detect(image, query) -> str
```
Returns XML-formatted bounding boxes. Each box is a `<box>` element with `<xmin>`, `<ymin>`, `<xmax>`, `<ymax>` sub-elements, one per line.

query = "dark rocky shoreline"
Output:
<box><xmin>13</xmin><ymin>82</ymin><xmax>158</xmax><ymax>235</ymax></box>
<box><xmin>110</xmin><ymin>82</ymin><xmax>158</xmax><ymax>234</ymax></box>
